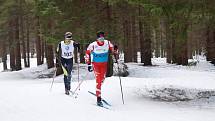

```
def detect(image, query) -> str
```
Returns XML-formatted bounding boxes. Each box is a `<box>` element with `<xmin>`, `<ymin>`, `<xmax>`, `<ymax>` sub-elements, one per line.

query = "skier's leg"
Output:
<box><xmin>96</xmin><ymin>63</ymin><xmax>107</xmax><ymax>95</ymax></box>
<box><xmin>93</xmin><ymin>63</ymin><xmax>103</xmax><ymax>106</ymax></box>
<box><xmin>93</xmin><ymin>64</ymin><xmax>102</xmax><ymax>97</ymax></box>
<box><xmin>96</xmin><ymin>76</ymin><xmax>103</xmax><ymax>106</ymax></box>
<box><xmin>100</xmin><ymin>63</ymin><xmax>107</xmax><ymax>83</ymax></box>
<box><xmin>61</xmin><ymin>59</ymin><xmax>70</xmax><ymax>95</ymax></box>
<box><xmin>97</xmin><ymin>63</ymin><xmax>107</xmax><ymax>106</ymax></box>
<box><xmin>66</xmin><ymin>59</ymin><xmax>73</xmax><ymax>91</ymax></box>
<box><xmin>97</xmin><ymin>63</ymin><xmax>107</xmax><ymax>105</ymax></box>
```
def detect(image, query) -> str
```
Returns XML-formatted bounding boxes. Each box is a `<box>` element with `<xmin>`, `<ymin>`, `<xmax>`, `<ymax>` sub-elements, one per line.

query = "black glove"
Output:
<box><xmin>114</xmin><ymin>45</ymin><xmax>118</xmax><ymax>51</ymax></box>
<box><xmin>75</xmin><ymin>42</ymin><xmax>80</xmax><ymax>53</ymax></box>
<box><xmin>88</xmin><ymin>64</ymin><xmax>93</xmax><ymax>72</ymax></box>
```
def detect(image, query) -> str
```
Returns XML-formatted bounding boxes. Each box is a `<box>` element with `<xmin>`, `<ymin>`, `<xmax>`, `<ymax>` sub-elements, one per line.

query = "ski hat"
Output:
<box><xmin>65</xmin><ymin>32</ymin><xmax>72</xmax><ymax>40</ymax></box>
<box><xmin>96</xmin><ymin>31</ymin><xmax>105</xmax><ymax>41</ymax></box>
<box><xmin>96</xmin><ymin>31</ymin><xmax>105</xmax><ymax>38</ymax></box>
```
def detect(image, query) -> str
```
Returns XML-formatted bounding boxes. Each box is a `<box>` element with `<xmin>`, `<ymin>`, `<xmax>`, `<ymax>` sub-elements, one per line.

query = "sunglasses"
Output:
<box><xmin>98</xmin><ymin>37</ymin><xmax>105</xmax><ymax>41</ymax></box>
<box><xmin>65</xmin><ymin>35</ymin><xmax>72</xmax><ymax>39</ymax></box>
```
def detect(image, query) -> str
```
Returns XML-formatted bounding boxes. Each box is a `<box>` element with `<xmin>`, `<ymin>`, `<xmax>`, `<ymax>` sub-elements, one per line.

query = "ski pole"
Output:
<box><xmin>77</xmin><ymin>52</ymin><xmax>80</xmax><ymax>90</ymax></box>
<box><xmin>116</xmin><ymin>60</ymin><xmax>125</xmax><ymax>104</ymax></box>
<box><xmin>50</xmin><ymin>63</ymin><xmax>57</xmax><ymax>92</ymax></box>
<box><xmin>50</xmin><ymin>55</ymin><xmax>61</xmax><ymax>92</ymax></box>
<box><xmin>71</xmin><ymin>71</ymin><xmax>89</xmax><ymax>96</ymax></box>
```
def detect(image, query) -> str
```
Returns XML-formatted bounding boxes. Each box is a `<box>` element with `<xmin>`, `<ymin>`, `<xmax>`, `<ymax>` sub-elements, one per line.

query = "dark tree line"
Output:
<box><xmin>0</xmin><ymin>0</ymin><xmax>215</xmax><ymax>72</ymax></box>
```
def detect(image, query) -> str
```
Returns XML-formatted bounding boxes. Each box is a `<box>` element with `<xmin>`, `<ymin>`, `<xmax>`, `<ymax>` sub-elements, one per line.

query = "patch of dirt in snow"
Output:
<box><xmin>134</xmin><ymin>87</ymin><xmax>215</xmax><ymax>109</ymax></box>
<box><xmin>22</xmin><ymin>64</ymin><xmax>95</xmax><ymax>82</ymax></box>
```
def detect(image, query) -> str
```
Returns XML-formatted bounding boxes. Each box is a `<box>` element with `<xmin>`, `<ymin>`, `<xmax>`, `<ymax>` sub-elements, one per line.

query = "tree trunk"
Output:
<box><xmin>123</xmin><ymin>19</ymin><xmax>133</xmax><ymax>63</ymax></box>
<box><xmin>131</xmin><ymin>15</ymin><xmax>138</xmax><ymax>62</ymax></box>
<box><xmin>106</xmin><ymin>1</ymin><xmax>114</xmax><ymax>77</ymax></box>
<box><xmin>74</xmin><ymin>47</ymin><xmax>78</xmax><ymax>63</ymax></box>
<box><xmin>181</xmin><ymin>40</ymin><xmax>188</xmax><ymax>65</ymax></box>
<box><xmin>171</xmin><ymin>28</ymin><xmax>177</xmax><ymax>64</ymax></box>
<box><xmin>160</xmin><ymin>39</ymin><xmax>165</xmax><ymax>58</ymax></box>
<box><xmin>2</xmin><ymin>40</ymin><xmax>8</xmax><ymax>70</ymax></box>
<box><xmin>46</xmin><ymin>44</ymin><xmax>54</xmax><ymax>69</ymax></box>
<box><xmin>127</xmin><ymin>19</ymin><xmax>133</xmax><ymax>62</ymax></box>
<box><xmin>164</xmin><ymin>18</ymin><xmax>172</xmax><ymax>63</ymax></box>
<box><xmin>41</xmin><ymin>39</ymin><xmax>45</xmax><ymax>64</ymax></box>
<box><xmin>160</xmin><ymin>19</ymin><xmax>165</xmax><ymax>58</ymax></box>
<box><xmin>15</xmin><ymin>15</ymin><xmax>22</xmax><ymax>71</ymax></box>
<box><xmin>9</xmin><ymin>19</ymin><xmax>16</xmax><ymax>71</ymax></box>
<box><xmin>138</xmin><ymin>6</ymin><xmax>144</xmax><ymax>64</ymax></box>
<box><xmin>79</xmin><ymin>44</ymin><xmax>85</xmax><ymax>63</ymax></box>
<box><xmin>26</xmin><ymin>15</ymin><xmax>30</xmax><ymax>67</ymax></box>
<box><xmin>175</xmin><ymin>28</ymin><xmax>188</xmax><ymax>65</ymax></box>
<box><xmin>36</xmin><ymin>16</ymin><xmax>42</xmax><ymax>65</ymax></box>
<box><xmin>142</xmin><ymin>11</ymin><xmax>152</xmax><ymax>66</ymax></box>
<box><xmin>155</xmin><ymin>28</ymin><xmax>160</xmax><ymax>58</ymax></box>
<box><xmin>20</xmin><ymin>13</ymin><xmax>27</xmax><ymax>67</ymax></box>
<box><xmin>206</xmin><ymin>26</ymin><xmax>215</xmax><ymax>61</ymax></box>
<box><xmin>10</xmin><ymin>47</ymin><xmax>16</xmax><ymax>71</ymax></box>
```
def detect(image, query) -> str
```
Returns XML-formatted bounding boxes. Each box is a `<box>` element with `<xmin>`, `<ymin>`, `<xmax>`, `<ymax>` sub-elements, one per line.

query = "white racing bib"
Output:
<box><xmin>91</xmin><ymin>40</ymin><xmax>109</xmax><ymax>62</ymax></box>
<box><xmin>61</xmin><ymin>41</ymin><xmax>74</xmax><ymax>59</ymax></box>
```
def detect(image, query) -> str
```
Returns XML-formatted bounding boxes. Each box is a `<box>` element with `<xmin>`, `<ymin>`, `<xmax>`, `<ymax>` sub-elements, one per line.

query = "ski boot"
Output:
<box><xmin>97</xmin><ymin>97</ymin><xmax>103</xmax><ymax>107</ymax></box>
<box><xmin>65</xmin><ymin>89</ymin><xmax>70</xmax><ymax>95</ymax></box>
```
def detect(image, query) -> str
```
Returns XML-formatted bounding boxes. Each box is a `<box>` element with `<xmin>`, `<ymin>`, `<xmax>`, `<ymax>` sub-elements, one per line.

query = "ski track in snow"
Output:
<box><xmin>1</xmin><ymin>57</ymin><xmax>215</xmax><ymax>121</ymax></box>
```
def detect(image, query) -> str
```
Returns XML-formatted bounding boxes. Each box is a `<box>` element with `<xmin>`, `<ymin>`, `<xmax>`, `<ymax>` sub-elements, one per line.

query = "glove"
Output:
<box><xmin>88</xmin><ymin>64</ymin><xmax>93</xmax><ymax>72</ymax></box>
<box><xmin>114</xmin><ymin>45</ymin><xmax>118</xmax><ymax>51</ymax></box>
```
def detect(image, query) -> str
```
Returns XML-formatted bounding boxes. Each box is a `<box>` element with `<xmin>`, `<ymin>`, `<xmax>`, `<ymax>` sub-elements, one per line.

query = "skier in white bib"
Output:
<box><xmin>56</xmin><ymin>32</ymin><xmax>80</xmax><ymax>95</ymax></box>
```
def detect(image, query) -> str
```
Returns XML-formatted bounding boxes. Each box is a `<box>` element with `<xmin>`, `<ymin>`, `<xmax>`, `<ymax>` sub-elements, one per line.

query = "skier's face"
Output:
<box><xmin>65</xmin><ymin>35</ymin><xmax>72</xmax><ymax>40</ymax></box>
<box><xmin>97</xmin><ymin>37</ymin><xmax>105</xmax><ymax>42</ymax></box>
<box><xmin>64</xmin><ymin>39</ymin><xmax>71</xmax><ymax>44</ymax></box>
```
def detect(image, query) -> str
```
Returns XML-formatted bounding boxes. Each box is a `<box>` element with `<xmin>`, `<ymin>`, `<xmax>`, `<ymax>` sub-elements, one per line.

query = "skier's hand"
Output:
<box><xmin>114</xmin><ymin>45</ymin><xmax>118</xmax><ymax>51</ymax></box>
<box><xmin>88</xmin><ymin>64</ymin><xmax>93</xmax><ymax>72</ymax></box>
<box><xmin>113</xmin><ymin>45</ymin><xmax>119</xmax><ymax>63</ymax></box>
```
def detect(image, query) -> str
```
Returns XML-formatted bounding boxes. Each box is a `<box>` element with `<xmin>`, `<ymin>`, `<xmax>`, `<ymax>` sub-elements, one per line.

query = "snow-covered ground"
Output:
<box><xmin>1</xmin><ymin>57</ymin><xmax>215</xmax><ymax>121</ymax></box>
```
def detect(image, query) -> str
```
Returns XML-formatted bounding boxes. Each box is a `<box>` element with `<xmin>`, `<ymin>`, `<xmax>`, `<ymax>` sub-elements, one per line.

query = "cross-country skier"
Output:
<box><xmin>85</xmin><ymin>31</ymin><xmax>118</xmax><ymax>106</ymax></box>
<box><xmin>56</xmin><ymin>32</ymin><xmax>80</xmax><ymax>95</ymax></box>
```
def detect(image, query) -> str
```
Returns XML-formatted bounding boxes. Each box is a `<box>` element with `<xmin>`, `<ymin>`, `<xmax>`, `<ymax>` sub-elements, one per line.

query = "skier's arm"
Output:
<box><xmin>85</xmin><ymin>43</ymin><xmax>93</xmax><ymax>65</ymax></box>
<box><xmin>56</xmin><ymin>43</ymin><xmax>61</xmax><ymax>58</ymax></box>
<box><xmin>73</xmin><ymin>41</ymin><xmax>80</xmax><ymax>53</ymax></box>
<box><xmin>108</xmin><ymin>41</ymin><xmax>119</xmax><ymax>61</ymax></box>
<box><xmin>56</xmin><ymin>43</ymin><xmax>62</xmax><ymax>66</ymax></box>
<box><xmin>85</xmin><ymin>43</ymin><xmax>93</xmax><ymax>72</ymax></box>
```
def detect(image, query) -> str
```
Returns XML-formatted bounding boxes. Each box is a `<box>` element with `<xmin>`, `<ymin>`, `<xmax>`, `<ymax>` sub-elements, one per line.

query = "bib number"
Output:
<box><xmin>64</xmin><ymin>52</ymin><xmax>72</xmax><ymax>57</ymax></box>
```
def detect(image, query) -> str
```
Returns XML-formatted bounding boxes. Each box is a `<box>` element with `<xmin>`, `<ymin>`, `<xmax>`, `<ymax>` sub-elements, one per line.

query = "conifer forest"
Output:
<box><xmin>0</xmin><ymin>0</ymin><xmax>215</xmax><ymax>71</ymax></box>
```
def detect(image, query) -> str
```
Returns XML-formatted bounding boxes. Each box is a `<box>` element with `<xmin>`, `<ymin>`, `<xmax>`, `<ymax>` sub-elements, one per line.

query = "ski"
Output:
<box><xmin>69</xmin><ymin>91</ymin><xmax>78</xmax><ymax>98</ymax></box>
<box><xmin>88</xmin><ymin>91</ymin><xmax>112</xmax><ymax>107</ymax></box>
<box><xmin>95</xmin><ymin>104</ymin><xmax>109</xmax><ymax>109</ymax></box>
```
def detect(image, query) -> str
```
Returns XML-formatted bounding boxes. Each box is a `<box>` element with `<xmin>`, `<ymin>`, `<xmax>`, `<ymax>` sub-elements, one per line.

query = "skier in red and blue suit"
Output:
<box><xmin>85</xmin><ymin>31</ymin><xmax>118</xmax><ymax>106</ymax></box>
